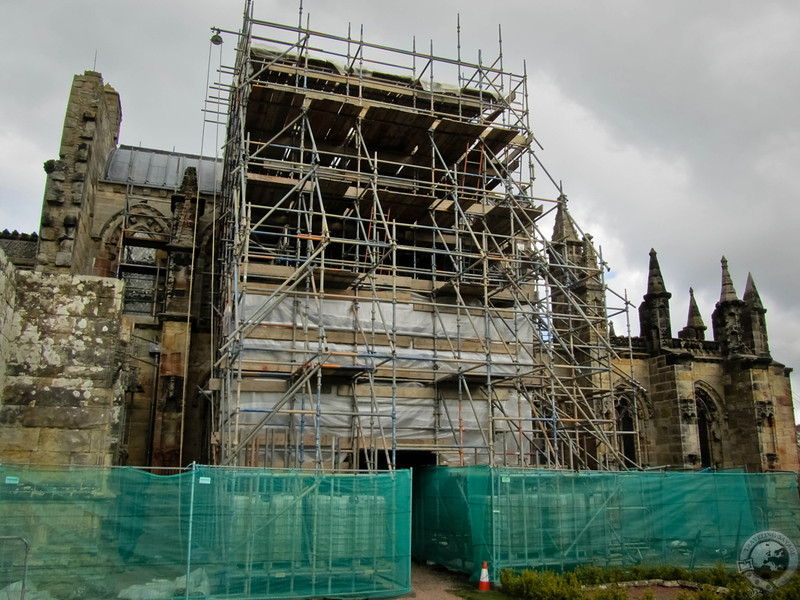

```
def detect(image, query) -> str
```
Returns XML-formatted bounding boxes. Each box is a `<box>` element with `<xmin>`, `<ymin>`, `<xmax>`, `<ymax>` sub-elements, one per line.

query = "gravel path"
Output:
<box><xmin>406</xmin><ymin>562</ymin><xmax>471</xmax><ymax>599</ymax></box>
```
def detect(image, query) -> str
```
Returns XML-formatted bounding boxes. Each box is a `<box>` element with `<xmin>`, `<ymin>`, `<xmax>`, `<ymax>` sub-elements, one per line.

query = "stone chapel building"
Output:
<box><xmin>611</xmin><ymin>250</ymin><xmax>798</xmax><ymax>472</ymax></box>
<box><xmin>0</xmin><ymin>69</ymin><xmax>796</xmax><ymax>473</ymax></box>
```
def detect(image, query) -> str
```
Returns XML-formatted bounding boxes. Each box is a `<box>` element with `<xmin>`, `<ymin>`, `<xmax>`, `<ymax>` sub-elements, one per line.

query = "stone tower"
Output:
<box><xmin>549</xmin><ymin>197</ymin><xmax>615</xmax><ymax>467</ymax></box>
<box><xmin>37</xmin><ymin>72</ymin><xmax>122</xmax><ymax>275</ymax></box>
<box><xmin>638</xmin><ymin>249</ymin><xmax>672</xmax><ymax>352</ymax></box>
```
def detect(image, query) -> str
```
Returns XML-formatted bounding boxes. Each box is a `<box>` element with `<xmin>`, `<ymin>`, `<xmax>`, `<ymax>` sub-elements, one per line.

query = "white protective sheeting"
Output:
<box><xmin>230</xmin><ymin>292</ymin><xmax>540</xmax><ymax>464</ymax></box>
<box><xmin>243</xmin><ymin>293</ymin><xmax>534</xmax><ymax>341</ymax></box>
<box><xmin>240</xmin><ymin>293</ymin><xmax>537</xmax><ymax>374</ymax></box>
<box><xmin>232</xmin><ymin>386</ymin><xmax>530</xmax><ymax>452</ymax></box>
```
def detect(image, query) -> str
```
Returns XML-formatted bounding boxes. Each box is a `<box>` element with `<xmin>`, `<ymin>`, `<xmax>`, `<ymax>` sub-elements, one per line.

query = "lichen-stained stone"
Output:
<box><xmin>0</xmin><ymin>249</ymin><xmax>17</xmax><ymax>399</ymax></box>
<box><xmin>6</xmin><ymin>363</ymin><xmax>67</xmax><ymax>378</ymax></box>
<box><xmin>0</xmin><ymin>406</ymin><xmax>23</xmax><ymax>426</ymax></box>
<box><xmin>1</xmin><ymin>381</ymin><xmax>114</xmax><ymax>408</ymax></box>
<box><xmin>59</xmin><ymin>364</ymin><xmax>116</xmax><ymax>383</ymax></box>
<box><xmin>18</xmin><ymin>406</ymin><xmax>112</xmax><ymax>429</ymax></box>
<box><xmin>64</xmin><ymin>346</ymin><xmax>117</xmax><ymax>366</ymax></box>
<box><xmin>0</xmin><ymin>262</ymin><xmax>129</xmax><ymax>466</ymax></box>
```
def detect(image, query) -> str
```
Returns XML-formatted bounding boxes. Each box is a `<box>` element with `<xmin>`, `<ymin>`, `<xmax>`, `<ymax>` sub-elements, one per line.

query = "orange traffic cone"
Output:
<box><xmin>479</xmin><ymin>561</ymin><xmax>490</xmax><ymax>591</ymax></box>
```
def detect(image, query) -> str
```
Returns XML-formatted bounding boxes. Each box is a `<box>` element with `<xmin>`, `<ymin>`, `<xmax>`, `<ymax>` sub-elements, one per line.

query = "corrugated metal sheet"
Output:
<box><xmin>103</xmin><ymin>146</ymin><xmax>221</xmax><ymax>193</ymax></box>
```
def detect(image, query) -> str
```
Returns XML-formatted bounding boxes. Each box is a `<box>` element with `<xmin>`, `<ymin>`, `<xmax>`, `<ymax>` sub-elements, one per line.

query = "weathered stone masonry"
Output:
<box><xmin>0</xmin><ymin>247</ymin><xmax>128</xmax><ymax>466</ymax></box>
<box><xmin>0</xmin><ymin>250</ymin><xmax>17</xmax><ymax>403</ymax></box>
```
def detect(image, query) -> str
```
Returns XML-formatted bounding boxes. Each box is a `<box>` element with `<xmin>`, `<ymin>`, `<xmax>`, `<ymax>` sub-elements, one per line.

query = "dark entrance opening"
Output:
<box><xmin>357</xmin><ymin>449</ymin><xmax>438</xmax><ymax>471</ymax></box>
<box><xmin>357</xmin><ymin>450</ymin><xmax>437</xmax><ymax>563</ymax></box>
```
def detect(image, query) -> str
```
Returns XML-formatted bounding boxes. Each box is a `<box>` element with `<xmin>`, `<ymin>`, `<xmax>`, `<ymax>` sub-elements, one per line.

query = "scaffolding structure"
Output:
<box><xmin>212</xmin><ymin>6</ymin><xmax>636</xmax><ymax>471</ymax></box>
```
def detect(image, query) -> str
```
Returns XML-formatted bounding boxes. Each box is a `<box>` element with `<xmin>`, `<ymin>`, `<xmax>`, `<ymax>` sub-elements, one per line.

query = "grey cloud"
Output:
<box><xmin>2</xmin><ymin>0</ymin><xmax>798</xmax><ymax>407</ymax></box>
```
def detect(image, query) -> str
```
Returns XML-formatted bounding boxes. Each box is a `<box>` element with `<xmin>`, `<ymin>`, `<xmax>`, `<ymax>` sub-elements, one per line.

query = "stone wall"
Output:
<box><xmin>0</xmin><ymin>254</ymin><xmax>128</xmax><ymax>466</ymax></box>
<box><xmin>0</xmin><ymin>250</ymin><xmax>17</xmax><ymax>403</ymax></box>
<box><xmin>614</xmin><ymin>344</ymin><xmax>799</xmax><ymax>472</ymax></box>
<box><xmin>0</xmin><ymin>230</ymin><xmax>38</xmax><ymax>270</ymax></box>
<box><xmin>769</xmin><ymin>362</ymin><xmax>799</xmax><ymax>470</ymax></box>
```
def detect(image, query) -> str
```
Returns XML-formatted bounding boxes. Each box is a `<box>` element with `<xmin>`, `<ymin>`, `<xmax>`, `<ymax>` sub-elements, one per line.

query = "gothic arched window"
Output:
<box><xmin>695</xmin><ymin>387</ymin><xmax>723</xmax><ymax>469</ymax></box>
<box><xmin>615</xmin><ymin>395</ymin><xmax>639</xmax><ymax>467</ymax></box>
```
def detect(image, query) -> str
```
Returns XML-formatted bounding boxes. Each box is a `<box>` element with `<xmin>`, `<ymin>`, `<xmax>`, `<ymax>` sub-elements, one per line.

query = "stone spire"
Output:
<box><xmin>638</xmin><ymin>249</ymin><xmax>672</xmax><ymax>350</ymax></box>
<box><xmin>645</xmin><ymin>248</ymin><xmax>668</xmax><ymax>296</ymax></box>
<box><xmin>712</xmin><ymin>256</ymin><xmax>745</xmax><ymax>353</ymax></box>
<box><xmin>552</xmin><ymin>195</ymin><xmax>580</xmax><ymax>243</ymax></box>
<box><xmin>719</xmin><ymin>256</ymin><xmax>738</xmax><ymax>303</ymax></box>
<box><xmin>549</xmin><ymin>194</ymin><xmax>584</xmax><ymax>288</ymax></box>
<box><xmin>678</xmin><ymin>287</ymin><xmax>706</xmax><ymax>340</ymax></box>
<box><xmin>742</xmin><ymin>273</ymin><xmax>770</xmax><ymax>357</ymax></box>
<box><xmin>548</xmin><ymin>195</ymin><xmax>608</xmax><ymax>352</ymax></box>
<box><xmin>743</xmin><ymin>273</ymin><xmax>764</xmax><ymax>311</ymax></box>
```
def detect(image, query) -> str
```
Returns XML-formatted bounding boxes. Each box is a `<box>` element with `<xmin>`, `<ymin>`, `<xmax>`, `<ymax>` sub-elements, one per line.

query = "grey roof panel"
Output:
<box><xmin>104</xmin><ymin>146</ymin><xmax>222</xmax><ymax>194</ymax></box>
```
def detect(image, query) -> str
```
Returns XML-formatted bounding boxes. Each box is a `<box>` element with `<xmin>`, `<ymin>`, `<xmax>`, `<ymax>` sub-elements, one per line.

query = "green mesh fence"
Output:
<box><xmin>412</xmin><ymin>466</ymin><xmax>800</xmax><ymax>581</ymax></box>
<box><xmin>0</xmin><ymin>465</ymin><xmax>411</xmax><ymax>599</ymax></box>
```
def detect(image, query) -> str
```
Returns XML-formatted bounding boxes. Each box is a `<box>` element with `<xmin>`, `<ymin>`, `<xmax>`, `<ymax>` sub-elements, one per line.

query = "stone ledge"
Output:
<box><xmin>585</xmin><ymin>579</ymin><xmax>729</xmax><ymax>594</ymax></box>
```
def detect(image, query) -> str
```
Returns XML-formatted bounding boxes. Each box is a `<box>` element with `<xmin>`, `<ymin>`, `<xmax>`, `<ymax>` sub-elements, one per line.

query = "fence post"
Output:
<box><xmin>0</xmin><ymin>537</ymin><xmax>29</xmax><ymax>600</ymax></box>
<box><xmin>185</xmin><ymin>463</ymin><xmax>197</xmax><ymax>600</ymax></box>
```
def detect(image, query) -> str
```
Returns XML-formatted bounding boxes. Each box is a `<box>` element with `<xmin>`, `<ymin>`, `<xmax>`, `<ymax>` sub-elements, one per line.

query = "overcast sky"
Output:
<box><xmin>2</xmin><ymin>1</ymin><xmax>799</xmax><ymax>414</ymax></box>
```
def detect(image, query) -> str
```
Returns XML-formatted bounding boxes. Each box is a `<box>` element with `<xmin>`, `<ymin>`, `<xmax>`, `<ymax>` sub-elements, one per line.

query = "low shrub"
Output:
<box><xmin>693</xmin><ymin>588</ymin><xmax>726</xmax><ymax>600</ymax></box>
<box><xmin>570</xmin><ymin>564</ymin><xmax>607</xmax><ymax>585</ymax></box>
<box><xmin>591</xmin><ymin>587</ymin><xmax>627</xmax><ymax>600</ymax></box>
<box><xmin>686</xmin><ymin>563</ymin><xmax>736</xmax><ymax>587</ymax></box>
<box><xmin>499</xmin><ymin>568</ymin><xmax>587</xmax><ymax>600</ymax></box>
<box><xmin>501</xmin><ymin>563</ymin><xmax>799</xmax><ymax>600</ymax></box>
<box><xmin>571</xmin><ymin>563</ymin><xmax>744</xmax><ymax>588</ymax></box>
<box><xmin>769</xmin><ymin>575</ymin><xmax>800</xmax><ymax>600</ymax></box>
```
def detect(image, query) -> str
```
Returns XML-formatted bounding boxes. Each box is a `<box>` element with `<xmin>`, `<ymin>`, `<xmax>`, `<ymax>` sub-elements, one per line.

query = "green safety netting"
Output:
<box><xmin>412</xmin><ymin>466</ymin><xmax>800</xmax><ymax>581</ymax></box>
<box><xmin>0</xmin><ymin>465</ymin><xmax>411</xmax><ymax>600</ymax></box>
